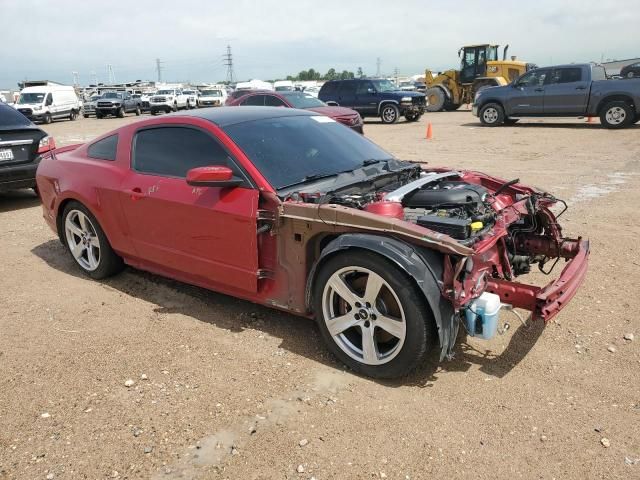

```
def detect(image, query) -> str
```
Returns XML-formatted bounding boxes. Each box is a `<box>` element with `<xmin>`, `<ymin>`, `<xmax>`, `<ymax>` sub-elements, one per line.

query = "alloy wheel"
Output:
<box><xmin>382</xmin><ymin>106</ymin><xmax>397</xmax><ymax>123</ymax></box>
<box><xmin>605</xmin><ymin>107</ymin><xmax>626</xmax><ymax>125</ymax></box>
<box><xmin>322</xmin><ymin>266</ymin><xmax>407</xmax><ymax>365</ymax></box>
<box><xmin>482</xmin><ymin>107</ymin><xmax>498</xmax><ymax>124</ymax></box>
<box><xmin>65</xmin><ymin>210</ymin><xmax>101</xmax><ymax>271</ymax></box>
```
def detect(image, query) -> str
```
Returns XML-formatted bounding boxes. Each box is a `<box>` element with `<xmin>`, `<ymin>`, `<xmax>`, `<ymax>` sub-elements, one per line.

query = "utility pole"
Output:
<box><xmin>376</xmin><ymin>57</ymin><xmax>381</xmax><ymax>77</ymax></box>
<box><xmin>394</xmin><ymin>67</ymin><xmax>399</xmax><ymax>84</ymax></box>
<box><xmin>106</xmin><ymin>64</ymin><xmax>115</xmax><ymax>84</ymax></box>
<box><xmin>155</xmin><ymin>58</ymin><xmax>164</xmax><ymax>83</ymax></box>
<box><xmin>72</xmin><ymin>71</ymin><xmax>79</xmax><ymax>86</ymax></box>
<box><xmin>223</xmin><ymin>45</ymin><xmax>234</xmax><ymax>84</ymax></box>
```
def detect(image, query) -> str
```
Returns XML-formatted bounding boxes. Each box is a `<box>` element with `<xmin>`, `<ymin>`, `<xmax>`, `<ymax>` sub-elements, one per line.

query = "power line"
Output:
<box><xmin>223</xmin><ymin>45</ymin><xmax>234</xmax><ymax>83</ymax></box>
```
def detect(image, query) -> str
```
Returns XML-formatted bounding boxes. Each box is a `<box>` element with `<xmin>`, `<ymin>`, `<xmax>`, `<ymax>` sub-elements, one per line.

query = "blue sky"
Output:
<box><xmin>1</xmin><ymin>0</ymin><xmax>638</xmax><ymax>88</ymax></box>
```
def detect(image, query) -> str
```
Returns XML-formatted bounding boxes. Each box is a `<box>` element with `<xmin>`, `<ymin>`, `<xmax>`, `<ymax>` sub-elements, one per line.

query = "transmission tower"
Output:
<box><xmin>376</xmin><ymin>57</ymin><xmax>381</xmax><ymax>77</ymax></box>
<box><xmin>223</xmin><ymin>45</ymin><xmax>234</xmax><ymax>84</ymax></box>
<box><xmin>155</xmin><ymin>58</ymin><xmax>164</xmax><ymax>83</ymax></box>
<box><xmin>106</xmin><ymin>64</ymin><xmax>115</xmax><ymax>84</ymax></box>
<box><xmin>72</xmin><ymin>71</ymin><xmax>79</xmax><ymax>86</ymax></box>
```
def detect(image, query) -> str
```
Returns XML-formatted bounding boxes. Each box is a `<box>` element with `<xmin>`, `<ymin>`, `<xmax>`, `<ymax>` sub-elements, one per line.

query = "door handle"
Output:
<box><xmin>575</xmin><ymin>86</ymin><xmax>587</xmax><ymax>90</ymax></box>
<box><xmin>126</xmin><ymin>187</ymin><xmax>145</xmax><ymax>201</ymax></box>
<box><xmin>534</xmin><ymin>88</ymin><xmax>544</xmax><ymax>92</ymax></box>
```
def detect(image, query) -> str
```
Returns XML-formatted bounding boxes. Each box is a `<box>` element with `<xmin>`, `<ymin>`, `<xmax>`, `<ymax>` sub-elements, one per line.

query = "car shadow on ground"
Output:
<box><xmin>0</xmin><ymin>189</ymin><xmax>40</xmax><ymax>213</ymax></box>
<box><xmin>31</xmin><ymin>238</ymin><xmax>546</xmax><ymax>388</ymax></box>
<box><xmin>461</xmin><ymin>121</ymin><xmax>640</xmax><ymax>130</ymax></box>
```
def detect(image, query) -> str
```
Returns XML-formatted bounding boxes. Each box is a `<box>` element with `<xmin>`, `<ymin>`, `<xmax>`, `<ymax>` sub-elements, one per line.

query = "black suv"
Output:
<box><xmin>319</xmin><ymin>78</ymin><xmax>426</xmax><ymax>124</ymax></box>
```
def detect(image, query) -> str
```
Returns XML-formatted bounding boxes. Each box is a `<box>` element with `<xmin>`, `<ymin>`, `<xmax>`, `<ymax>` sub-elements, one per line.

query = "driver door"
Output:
<box><xmin>506</xmin><ymin>69</ymin><xmax>550</xmax><ymax>115</ymax></box>
<box><xmin>119</xmin><ymin>124</ymin><xmax>259</xmax><ymax>293</ymax></box>
<box><xmin>354</xmin><ymin>81</ymin><xmax>378</xmax><ymax>115</ymax></box>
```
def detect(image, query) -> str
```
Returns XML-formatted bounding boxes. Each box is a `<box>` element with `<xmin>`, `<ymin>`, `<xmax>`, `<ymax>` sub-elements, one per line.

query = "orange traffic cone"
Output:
<box><xmin>426</xmin><ymin>122</ymin><xmax>433</xmax><ymax>140</ymax></box>
<box><xmin>587</xmin><ymin>116</ymin><xmax>593</xmax><ymax>123</ymax></box>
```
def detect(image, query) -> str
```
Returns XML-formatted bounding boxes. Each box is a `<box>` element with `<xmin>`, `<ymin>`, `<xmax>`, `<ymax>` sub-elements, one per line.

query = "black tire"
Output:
<box><xmin>135</xmin><ymin>106</ymin><xmax>141</xmax><ymax>116</ymax></box>
<box><xmin>633</xmin><ymin>114</ymin><xmax>640</xmax><ymax>124</ymax></box>
<box><xmin>151</xmin><ymin>110</ymin><xmax>157</xmax><ymax>116</ymax></box>
<box><xmin>69</xmin><ymin>110</ymin><xmax>78</xmax><ymax>121</ymax></box>
<box><xmin>504</xmin><ymin>118</ymin><xmax>519</xmax><ymax>125</ymax></box>
<box><xmin>313</xmin><ymin>250</ymin><xmax>435</xmax><ymax>379</ymax></box>
<box><xmin>172</xmin><ymin>103</ymin><xmax>178</xmax><ymax>112</ymax></box>
<box><xmin>380</xmin><ymin>104</ymin><xmax>400</xmax><ymax>124</ymax></box>
<box><xmin>479</xmin><ymin>102</ymin><xmax>505</xmax><ymax>126</ymax></box>
<box><xmin>599</xmin><ymin>100</ymin><xmax>633</xmax><ymax>129</ymax></box>
<box><xmin>444</xmin><ymin>102</ymin><xmax>461</xmax><ymax>111</ymax></box>
<box><xmin>96</xmin><ymin>112</ymin><xmax>103</xmax><ymax>119</ymax></box>
<box><xmin>83</xmin><ymin>114</ymin><xmax>89</xmax><ymax>118</ymax></box>
<box><xmin>405</xmin><ymin>112</ymin><xmax>421</xmax><ymax>122</ymax></box>
<box><xmin>426</xmin><ymin>87</ymin><xmax>446</xmax><ymax>112</ymax></box>
<box><xmin>117</xmin><ymin>107</ymin><xmax>125</xmax><ymax>118</ymax></box>
<box><xmin>61</xmin><ymin>201</ymin><xmax>124</xmax><ymax>280</ymax></box>
<box><xmin>43</xmin><ymin>113</ymin><xmax>52</xmax><ymax>124</ymax></box>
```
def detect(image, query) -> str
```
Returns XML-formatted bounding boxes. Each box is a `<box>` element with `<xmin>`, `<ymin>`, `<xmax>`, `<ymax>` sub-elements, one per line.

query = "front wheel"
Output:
<box><xmin>43</xmin><ymin>113</ymin><xmax>52</xmax><ymax>124</ymax></box>
<box><xmin>426</xmin><ymin>87</ymin><xmax>446</xmax><ymax>112</ymax></box>
<box><xmin>135</xmin><ymin>106</ymin><xmax>141</xmax><ymax>116</ymax></box>
<box><xmin>599</xmin><ymin>101</ymin><xmax>633</xmax><ymax>129</ymax></box>
<box><xmin>405</xmin><ymin>112</ymin><xmax>421</xmax><ymax>122</ymax></box>
<box><xmin>313</xmin><ymin>250</ymin><xmax>434</xmax><ymax>379</ymax></box>
<box><xmin>117</xmin><ymin>107</ymin><xmax>125</xmax><ymax>118</ymax></box>
<box><xmin>380</xmin><ymin>104</ymin><xmax>400</xmax><ymax>124</ymax></box>
<box><xmin>69</xmin><ymin>110</ymin><xmax>78</xmax><ymax>121</ymax></box>
<box><xmin>62</xmin><ymin>202</ymin><xmax>124</xmax><ymax>279</ymax></box>
<box><xmin>479</xmin><ymin>102</ymin><xmax>505</xmax><ymax>126</ymax></box>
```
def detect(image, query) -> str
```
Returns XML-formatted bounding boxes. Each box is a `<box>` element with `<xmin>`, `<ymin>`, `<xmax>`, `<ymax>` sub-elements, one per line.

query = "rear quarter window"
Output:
<box><xmin>87</xmin><ymin>134</ymin><xmax>118</xmax><ymax>161</ymax></box>
<box><xmin>319</xmin><ymin>82</ymin><xmax>338</xmax><ymax>97</ymax></box>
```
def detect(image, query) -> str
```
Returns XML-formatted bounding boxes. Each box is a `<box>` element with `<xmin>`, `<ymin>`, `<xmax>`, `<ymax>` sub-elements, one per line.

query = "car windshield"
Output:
<box><xmin>371</xmin><ymin>80</ymin><xmax>397</xmax><ymax>92</ymax></box>
<box><xmin>201</xmin><ymin>90</ymin><xmax>222</xmax><ymax>97</ymax></box>
<box><xmin>281</xmin><ymin>93</ymin><xmax>326</xmax><ymax>109</ymax></box>
<box><xmin>275</xmin><ymin>86</ymin><xmax>294</xmax><ymax>91</ymax></box>
<box><xmin>0</xmin><ymin>104</ymin><xmax>31</xmax><ymax>126</ymax></box>
<box><xmin>223</xmin><ymin>115</ymin><xmax>393</xmax><ymax>191</ymax></box>
<box><xmin>18</xmin><ymin>93</ymin><xmax>45</xmax><ymax>104</ymax></box>
<box><xmin>88</xmin><ymin>96</ymin><xmax>100</xmax><ymax>101</ymax></box>
<box><xmin>157</xmin><ymin>90</ymin><xmax>174</xmax><ymax>95</ymax></box>
<box><xmin>103</xmin><ymin>92</ymin><xmax>122</xmax><ymax>99</ymax></box>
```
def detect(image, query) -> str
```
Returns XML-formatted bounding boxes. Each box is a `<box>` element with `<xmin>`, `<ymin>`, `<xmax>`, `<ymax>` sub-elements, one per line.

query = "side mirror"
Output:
<box><xmin>186</xmin><ymin>166</ymin><xmax>243</xmax><ymax>187</ymax></box>
<box><xmin>46</xmin><ymin>97</ymin><xmax>53</xmax><ymax>106</ymax></box>
<box><xmin>367</xmin><ymin>88</ymin><xmax>376</xmax><ymax>94</ymax></box>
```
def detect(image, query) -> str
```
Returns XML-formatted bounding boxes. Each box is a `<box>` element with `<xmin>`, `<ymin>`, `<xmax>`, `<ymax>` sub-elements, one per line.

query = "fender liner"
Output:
<box><xmin>305</xmin><ymin>233</ymin><xmax>458</xmax><ymax>361</ymax></box>
<box><xmin>377</xmin><ymin>100</ymin><xmax>400</xmax><ymax>114</ymax></box>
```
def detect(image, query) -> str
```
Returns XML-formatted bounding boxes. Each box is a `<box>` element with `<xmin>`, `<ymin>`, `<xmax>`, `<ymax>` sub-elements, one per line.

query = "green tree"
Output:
<box><xmin>325</xmin><ymin>68</ymin><xmax>337</xmax><ymax>80</ymax></box>
<box><xmin>357</xmin><ymin>67</ymin><xmax>364</xmax><ymax>78</ymax></box>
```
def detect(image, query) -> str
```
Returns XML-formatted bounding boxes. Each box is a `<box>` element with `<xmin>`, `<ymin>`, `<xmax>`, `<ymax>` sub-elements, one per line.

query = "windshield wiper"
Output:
<box><xmin>361</xmin><ymin>159</ymin><xmax>390</xmax><ymax>167</ymax></box>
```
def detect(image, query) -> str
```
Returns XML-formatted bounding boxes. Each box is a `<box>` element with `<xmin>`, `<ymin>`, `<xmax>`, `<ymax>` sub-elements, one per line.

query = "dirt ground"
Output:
<box><xmin>1</xmin><ymin>110</ymin><xmax>638</xmax><ymax>480</ymax></box>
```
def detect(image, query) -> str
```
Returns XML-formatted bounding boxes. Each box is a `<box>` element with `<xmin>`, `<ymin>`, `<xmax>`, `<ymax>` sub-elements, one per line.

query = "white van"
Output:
<box><xmin>14</xmin><ymin>85</ymin><xmax>82</xmax><ymax>124</ymax></box>
<box><xmin>274</xmin><ymin>80</ymin><xmax>294</xmax><ymax>92</ymax></box>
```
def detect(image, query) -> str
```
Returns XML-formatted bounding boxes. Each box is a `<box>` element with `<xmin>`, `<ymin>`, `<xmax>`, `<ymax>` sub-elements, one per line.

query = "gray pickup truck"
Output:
<box><xmin>95</xmin><ymin>91</ymin><xmax>141</xmax><ymax>119</ymax></box>
<box><xmin>473</xmin><ymin>63</ymin><xmax>640</xmax><ymax>129</ymax></box>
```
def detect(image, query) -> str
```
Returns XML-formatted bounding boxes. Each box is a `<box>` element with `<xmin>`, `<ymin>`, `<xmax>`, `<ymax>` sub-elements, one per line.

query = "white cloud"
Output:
<box><xmin>1</xmin><ymin>0</ymin><xmax>638</xmax><ymax>87</ymax></box>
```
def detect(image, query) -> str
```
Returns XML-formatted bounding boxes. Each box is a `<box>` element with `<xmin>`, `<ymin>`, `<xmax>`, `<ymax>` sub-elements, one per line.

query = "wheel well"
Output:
<box><xmin>478</xmin><ymin>99</ymin><xmax>504</xmax><ymax>111</ymax></box>
<box><xmin>56</xmin><ymin>198</ymin><xmax>76</xmax><ymax>243</ymax></box>
<box><xmin>378</xmin><ymin>101</ymin><xmax>399</xmax><ymax>114</ymax></box>
<box><xmin>596</xmin><ymin>95</ymin><xmax>635</xmax><ymax>114</ymax></box>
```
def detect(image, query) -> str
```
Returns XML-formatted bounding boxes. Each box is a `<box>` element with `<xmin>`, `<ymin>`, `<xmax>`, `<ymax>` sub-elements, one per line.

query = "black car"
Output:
<box><xmin>0</xmin><ymin>103</ymin><xmax>52</xmax><ymax>193</ymax></box>
<box><xmin>318</xmin><ymin>78</ymin><xmax>426</xmax><ymax>124</ymax></box>
<box><xmin>620</xmin><ymin>62</ymin><xmax>640</xmax><ymax>79</ymax></box>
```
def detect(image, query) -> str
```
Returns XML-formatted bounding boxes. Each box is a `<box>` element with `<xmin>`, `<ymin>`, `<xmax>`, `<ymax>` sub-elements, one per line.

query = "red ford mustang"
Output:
<box><xmin>226</xmin><ymin>90</ymin><xmax>364</xmax><ymax>133</ymax></box>
<box><xmin>36</xmin><ymin>107</ymin><xmax>589</xmax><ymax>378</ymax></box>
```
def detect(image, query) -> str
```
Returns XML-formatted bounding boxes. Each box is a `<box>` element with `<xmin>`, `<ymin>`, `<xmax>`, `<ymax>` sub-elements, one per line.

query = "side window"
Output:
<box><xmin>338</xmin><ymin>82</ymin><xmax>357</xmax><ymax>97</ymax></box>
<box><xmin>548</xmin><ymin>68</ymin><xmax>582</xmax><ymax>84</ymax></box>
<box><xmin>356</xmin><ymin>81</ymin><xmax>374</xmax><ymax>95</ymax></box>
<box><xmin>517</xmin><ymin>70</ymin><xmax>548</xmax><ymax>87</ymax></box>
<box><xmin>45</xmin><ymin>93</ymin><xmax>53</xmax><ymax>106</ymax></box>
<box><xmin>133</xmin><ymin>127</ymin><xmax>234</xmax><ymax>178</ymax></box>
<box><xmin>321</xmin><ymin>82</ymin><xmax>338</xmax><ymax>96</ymax></box>
<box><xmin>264</xmin><ymin>95</ymin><xmax>286</xmax><ymax>107</ymax></box>
<box><xmin>87</xmin><ymin>134</ymin><xmax>118</xmax><ymax>161</ymax></box>
<box><xmin>241</xmin><ymin>95</ymin><xmax>265</xmax><ymax>106</ymax></box>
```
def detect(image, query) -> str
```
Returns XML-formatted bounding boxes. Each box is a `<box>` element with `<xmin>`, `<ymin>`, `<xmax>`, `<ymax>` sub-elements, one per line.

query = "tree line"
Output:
<box><xmin>285</xmin><ymin>67</ymin><xmax>365</xmax><ymax>82</ymax></box>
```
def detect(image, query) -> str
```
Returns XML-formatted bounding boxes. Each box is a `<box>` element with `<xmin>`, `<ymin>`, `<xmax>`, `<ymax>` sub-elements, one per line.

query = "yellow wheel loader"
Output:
<box><xmin>424</xmin><ymin>44</ymin><xmax>536</xmax><ymax>112</ymax></box>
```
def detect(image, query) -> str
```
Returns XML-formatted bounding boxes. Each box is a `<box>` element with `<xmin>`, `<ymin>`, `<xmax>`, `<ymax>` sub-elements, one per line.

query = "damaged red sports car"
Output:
<box><xmin>36</xmin><ymin>107</ymin><xmax>589</xmax><ymax>378</ymax></box>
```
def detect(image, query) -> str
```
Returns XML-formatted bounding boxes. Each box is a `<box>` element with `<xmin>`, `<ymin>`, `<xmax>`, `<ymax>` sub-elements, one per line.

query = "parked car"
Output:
<box><xmin>225</xmin><ymin>89</ymin><xmax>254</xmax><ymax>105</ymax></box>
<box><xmin>95</xmin><ymin>91</ymin><xmax>141</xmax><ymax>118</ymax></box>
<box><xmin>35</xmin><ymin>107</ymin><xmax>589</xmax><ymax>379</ymax></box>
<box><xmin>198</xmin><ymin>88</ymin><xmax>227</xmax><ymax>107</ymax></box>
<box><xmin>182</xmin><ymin>89</ymin><xmax>198</xmax><ymax>109</ymax></box>
<box><xmin>303</xmin><ymin>85</ymin><xmax>321</xmax><ymax>97</ymax></box>
<box><xmin>620</xmin><ymin>62</ymin><xmax>640</xmax><ymax>79</ymax></box>
<box><xmin>14</xmin><ymin>85</ymin><xmax>82</xmax><ymax>124</ymax></box>
<box><xmin>227</xmin><ymin>90</ymin><xmax>364</xmax><ymax>133</ymax></box>
<box><xmin>319</xmin><ymin>78</ymin><xmax>426</xmax><ymax>123</ymax></box>
<box><xmin>473</xmin><ymin>63</ymin><xmax>640</xmax><ymax>129</ymax></box>
<box><xmin>83</xmin><ymin>95</ymin><xmax>102</xmax><ymax>118</ymax></box>
<box><xmin>274</xmin><ymin>80</ymin><xmax>295</xmax><ymax>92</ymax></box>
<box><xmin>0</xmin><ymin>102</ymin><xmax>54</xmax><ymax>193</ymax></box>
<box><xmin>140</xmin><ymin>92</ymin><xmax>156</xmax><ymax>112</ymax></box>
<box><xmin>149</xmin><ymin>89</ymin><xmax>188</xmax><ymax>114</ymax></box>
<box><xmin>398</xmin><ymin>81</ymin><xmax>416</xmax><ymax>91</ymax></box>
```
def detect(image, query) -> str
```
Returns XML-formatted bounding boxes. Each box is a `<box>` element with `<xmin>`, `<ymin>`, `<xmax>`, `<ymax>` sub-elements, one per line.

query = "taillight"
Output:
<box><xmin>38</xmin><ymin>136</ymin><xmax>56</xmax><ymax>154</ymax></box>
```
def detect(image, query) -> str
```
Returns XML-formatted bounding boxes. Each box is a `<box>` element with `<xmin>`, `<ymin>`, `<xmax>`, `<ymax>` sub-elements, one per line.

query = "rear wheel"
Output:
<box><xmin>62</xmin><ymin>202</ymin><xmax>124</xmax><ymax>279</ymax></box>
<box><xmin>426</xmin><ymin>87</ymin><xmax>446</xmax><ymax>112</ymax></box>
<box><xmin>313</xmin><ymin>250</ymin><xmax>434</xmax><ymax>379</ymax></box>
<box><xmin>599</xmin><ymin>101</ymin><xmax>633</xmax><ymax>129</ymax></box>
<box><xmin>479</xmin><ymin>102</ymin><xmax>505</xmax><ymax>126</ymax></box>
<box><xmin>69</xmin><ymin>110</ymin><xmax>78</xmax><ymax>121</ymax></box>
<box><xmin>43</xmin><ymin>113</ymin><xmax>52</xmax><ymax>124</ymax></box>
<box><xmin>380</xmin><ymin>104</ymin><xmax>399</xmax><ymax>124</ymax></box>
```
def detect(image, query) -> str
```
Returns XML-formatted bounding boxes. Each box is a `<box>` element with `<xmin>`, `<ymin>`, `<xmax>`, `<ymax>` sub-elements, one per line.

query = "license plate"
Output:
<box><xmin>0</xmin><ymin>149</ymin><xmax>14</xmax><ymax>161</ymax></box>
